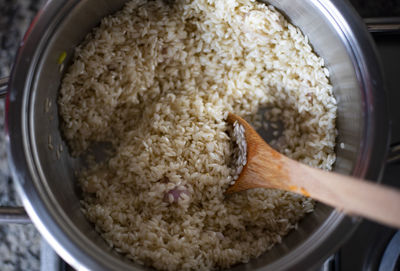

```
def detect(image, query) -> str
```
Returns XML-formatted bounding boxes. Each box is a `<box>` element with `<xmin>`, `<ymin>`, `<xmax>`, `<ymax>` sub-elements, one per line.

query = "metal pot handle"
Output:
<box><xmin>0</xmin><ymin>207</ymin><xmax>30</xmax><ymax>223</ymax></box>
<box><xmin>0</xmin><ymin>76</ymin><xmax>30</xmax><ymax>223</ymax></box>
<box><xmin>387</xmin><ymin>143</ymin><xmax>400</xmax><ymax>164</ymax></box>
<box><xmin>0</xmin><ymin>76</ymin><xmax>9</xmax><ymax>98</ymax></box>
<box><xmin>365</xmin><ymin>18</ymin><xmax>400</xmax><ymax>34</ymax></box>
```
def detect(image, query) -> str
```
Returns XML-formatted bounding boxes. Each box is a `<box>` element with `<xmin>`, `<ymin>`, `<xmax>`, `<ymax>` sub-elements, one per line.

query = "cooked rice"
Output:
<box><xmin>58</xmin><ymin>0</ymin><xmax>337</xmax><ymax>270</ymax></box>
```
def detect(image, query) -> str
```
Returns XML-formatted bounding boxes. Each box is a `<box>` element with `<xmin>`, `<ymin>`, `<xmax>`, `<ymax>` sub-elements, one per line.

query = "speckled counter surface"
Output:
<box><xmin>0</xmin><ymin>0</ymin><xmax>399</xmax><ymax>270</ymax></box>
<box><xmin>0</xmin><ymin>1</ymin><xmax>46</xmax><ymax>270</ymax></box>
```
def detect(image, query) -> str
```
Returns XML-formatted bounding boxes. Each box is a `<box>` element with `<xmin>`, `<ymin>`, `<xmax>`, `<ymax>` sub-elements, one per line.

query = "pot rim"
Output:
<box><xmin>5</xmin><ymin>0</ymin><xmax>390</xmax><ymax>270</ymax></box>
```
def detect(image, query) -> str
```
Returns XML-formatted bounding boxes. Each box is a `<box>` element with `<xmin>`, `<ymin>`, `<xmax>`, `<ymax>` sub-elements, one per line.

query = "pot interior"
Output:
<box><xmin>25</xmin><ymin>0</ymin><xmax>369</xmax><ymax>270</ymax></box>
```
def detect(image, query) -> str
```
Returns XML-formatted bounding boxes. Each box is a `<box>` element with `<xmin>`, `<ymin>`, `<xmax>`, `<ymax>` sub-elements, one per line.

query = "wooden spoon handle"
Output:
<box><xmin>226</xmin><ymin>112</ymin><xmax>400</xmax><ymax>228</ymax></box>
<box><xmin>284</xmin><ymin>159</ymin><xmax>400</xmax><ymax>228</ymax></box>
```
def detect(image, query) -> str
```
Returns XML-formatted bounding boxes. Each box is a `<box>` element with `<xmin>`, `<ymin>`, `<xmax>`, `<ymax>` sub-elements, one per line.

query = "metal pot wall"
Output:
<box><xmin>1</xmin><ymin>0</ymin><xmax>392</xmax><ymax>270</ymax></box>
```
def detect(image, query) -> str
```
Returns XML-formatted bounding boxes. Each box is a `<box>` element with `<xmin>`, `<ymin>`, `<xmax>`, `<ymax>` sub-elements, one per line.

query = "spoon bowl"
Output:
<box><xmin>226</xmin><ymin>113</ymin><xmax>400</xmax><ymax>228</ymax></box>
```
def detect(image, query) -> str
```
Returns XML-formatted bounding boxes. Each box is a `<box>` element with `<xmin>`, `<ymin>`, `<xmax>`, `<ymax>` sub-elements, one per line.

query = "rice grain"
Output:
<box><xmin>58</xmin><ymin>0</ymin><xmax>337</xmax><ymax>270</ymax></box>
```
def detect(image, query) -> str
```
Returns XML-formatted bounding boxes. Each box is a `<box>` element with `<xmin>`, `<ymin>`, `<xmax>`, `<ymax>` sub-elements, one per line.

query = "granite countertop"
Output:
<box><xmin>0</xmin><ymin>0</ymin><xmax>399</xmax><ymax>270</ymax></box>
<box><xmin>0</xmin><ymin>1</ymin><xmax>46</xmax><ymax>270</ymax></box>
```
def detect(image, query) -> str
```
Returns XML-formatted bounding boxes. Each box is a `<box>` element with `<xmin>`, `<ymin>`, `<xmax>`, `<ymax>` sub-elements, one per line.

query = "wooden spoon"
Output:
<box><xmin>226</xmin><ymin>113</ymin><xmax>400</xmax><ymax>228</ymax></box>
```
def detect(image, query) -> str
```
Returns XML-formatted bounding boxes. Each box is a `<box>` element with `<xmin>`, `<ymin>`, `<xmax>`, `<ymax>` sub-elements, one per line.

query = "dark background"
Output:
<box><xmin>350</xmin><ymin>0</ymin><xmax>400</xmax><ymax>17</ymax></box>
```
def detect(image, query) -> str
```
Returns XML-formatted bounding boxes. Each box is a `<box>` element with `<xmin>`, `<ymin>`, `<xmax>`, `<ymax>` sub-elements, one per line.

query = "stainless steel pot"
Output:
<box><xmin>2</xmin><ymin>0</ymin><xmax>392</xmax><ymax>270</ymax></box>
